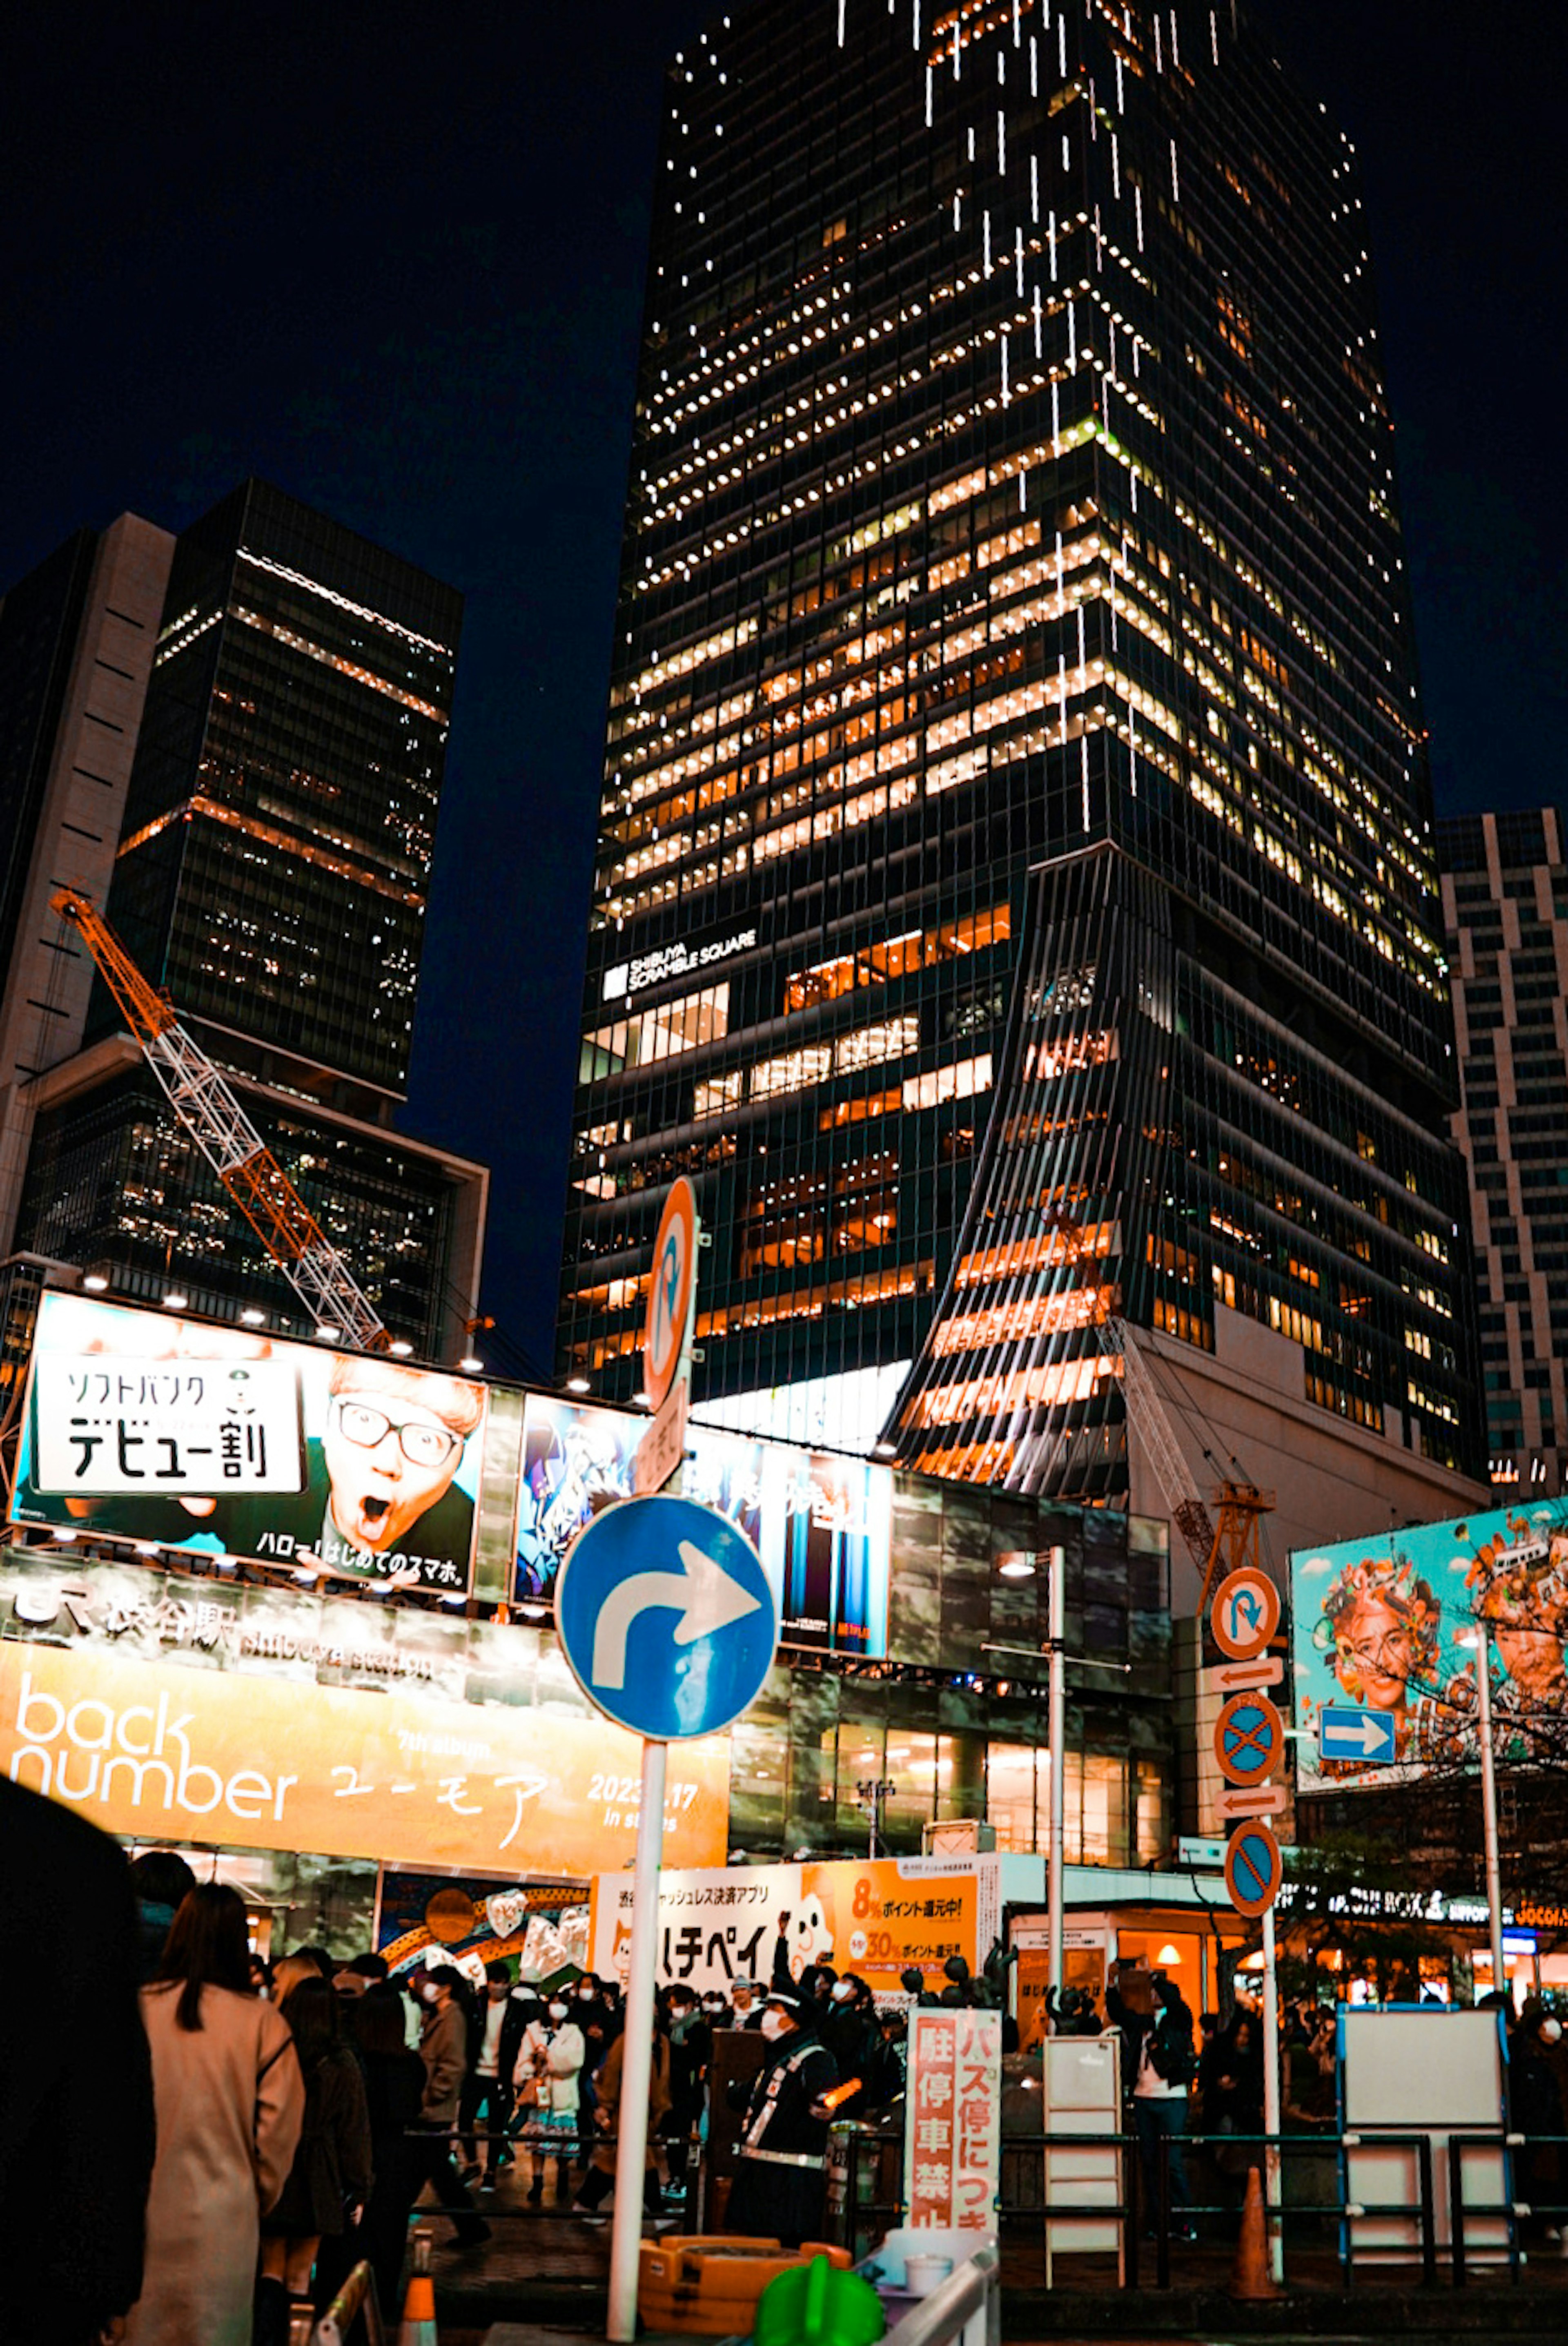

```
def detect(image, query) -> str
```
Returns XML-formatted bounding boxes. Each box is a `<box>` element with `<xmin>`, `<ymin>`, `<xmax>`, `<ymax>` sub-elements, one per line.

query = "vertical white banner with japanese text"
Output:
<box><xmin>904</xmin><ymin>2007</ymin><xmax>1002</xmax><ymax>2229</ymax></box>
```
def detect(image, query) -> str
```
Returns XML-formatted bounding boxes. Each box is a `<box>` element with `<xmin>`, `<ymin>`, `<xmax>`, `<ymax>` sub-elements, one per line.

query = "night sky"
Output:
<box><xmin>4</xmin><ymin>2</ymin><xmax>1562</xmax><ymax>1376</ymax></box>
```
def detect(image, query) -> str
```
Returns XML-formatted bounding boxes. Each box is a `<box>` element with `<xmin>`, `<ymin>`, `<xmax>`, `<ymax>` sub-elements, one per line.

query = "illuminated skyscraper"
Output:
<box><xmin>559</xmin><ymin>0</ymin><xmax>1485</xmax><ymax>1565</ymax></box>
<box><xmin>0</xmin><ymin>482</ymin><xmax>486</xmax><ymax>1356</ymax></box>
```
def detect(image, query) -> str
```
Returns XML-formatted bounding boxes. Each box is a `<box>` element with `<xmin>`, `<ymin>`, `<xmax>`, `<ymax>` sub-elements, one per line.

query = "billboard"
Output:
<box><xmin>515</xmin><ymin>1392</ymin><xmax>891</xmax><ymax>1657</ymax></box>
<box><xmin>0</xmin><ymin>1553</ymin><xmax>729</xmax><ymax>1871</ymax></box>
<box><xmin>589</xmin><ymin>1853</ymin><xmax>1002</xmax><ymax>1998</ymax></box>
<box><xmin>1292</xmin><ymin>1496</ymin><xmax>1568</xmax><ymax>1789</ymax></box>
<box><xmin>10</xmin><ymin>1292</ymin><xmax>488</xmax><ymax>1593</ymax></box>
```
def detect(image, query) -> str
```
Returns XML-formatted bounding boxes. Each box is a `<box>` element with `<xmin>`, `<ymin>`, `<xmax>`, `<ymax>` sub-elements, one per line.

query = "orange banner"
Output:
<box><xmin>591</xmin><ymin>1853</ymin><xmax>993</xmax><ymax>1996</ymax></box>
<box><xmin>0</xmin><ymin>1641</ymin><xmax>728</xmax><ymax>1875</ymax></box>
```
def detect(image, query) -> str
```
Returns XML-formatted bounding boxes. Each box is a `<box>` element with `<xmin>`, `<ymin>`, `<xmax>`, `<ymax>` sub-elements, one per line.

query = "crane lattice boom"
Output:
<box><xmin>51</xmin><ymin>888</ymin><xmax>389</xmax><ymax>1353</ymax></box>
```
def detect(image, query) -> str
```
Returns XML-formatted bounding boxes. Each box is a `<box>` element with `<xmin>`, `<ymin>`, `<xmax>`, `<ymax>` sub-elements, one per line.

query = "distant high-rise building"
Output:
<box><xmin>0</xmin><ymin>482</ymin><xmax>486</xmax><ymax>1358</ymax></box>
<box><xmin>559</xmin><ymin>0</ymin><xmax>1486</xmax><ymax>1580</ymax></box>
<box><xmin>1439</xmin><ymin>808</ymin><xmax>1568</xmax><ymax>1498</ymax></box>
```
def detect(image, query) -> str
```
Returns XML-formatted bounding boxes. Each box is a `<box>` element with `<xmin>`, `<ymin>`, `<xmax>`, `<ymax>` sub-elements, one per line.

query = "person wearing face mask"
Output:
<box><xmin>728</xmin><ymin>1980</ymin><xmax>765</xmax><ymax>2032</ymax></box>
<box><xmin>411</xmin><ymin>1967</ymin><xmax>490</xmax><ymax>2248</ymax></box>
<box><xmin>702</xmin><ymin>1987</ymin><xmax>733</xmax><ymax>2031</ymax></box>
<box><xmin>570</xmin><ymin>1973</ymin><xmax>617</xmax><ymax>2173</ymax></box>
<box><xmin>514</xmin><ymin>1992</ymin><xmax>586</xmax><ymax>2206</ymax></box>
<box><xmin>724</xmin><ymin>1989</ymin><xmax>839</xmax><ymax>2248</ymax></box>
<box><xmin>662</xmin><ymin>1988</ymin><xmax>713</xmax><ymax>2194</ymax></box>
<box><xmin>458</xmin><ymin>1961</ymin><xmax>520</xmax><ymax>2186</ymax></box>
<box><xmin>821</xmin><ymin>1974</ymin><xmax>889</xmax><ymax>2119</ymax></box>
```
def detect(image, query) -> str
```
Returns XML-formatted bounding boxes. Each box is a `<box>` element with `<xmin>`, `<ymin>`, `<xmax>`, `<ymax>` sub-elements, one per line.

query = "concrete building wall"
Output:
<box><xmin>1128</xmin><ymin>1302</ymin><xmax>1490</xmax><ymax>1615</ymax></box>
<box><xmin>0</xmin><ymin>515</ymin><xmax>174</xmax><ymax>1249</ymax></box>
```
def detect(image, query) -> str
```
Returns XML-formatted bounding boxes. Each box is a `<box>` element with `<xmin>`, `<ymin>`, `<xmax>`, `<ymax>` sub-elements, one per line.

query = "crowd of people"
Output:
<box><xmin>10</xmin><ymin>1768</ymin><xmax>1568</xmax><ymax>2341</ymax></box>
<box><xmin>0</xmin><ymin>1781</ymin><xmax>922</xmax><ymax>2345</ymax></box>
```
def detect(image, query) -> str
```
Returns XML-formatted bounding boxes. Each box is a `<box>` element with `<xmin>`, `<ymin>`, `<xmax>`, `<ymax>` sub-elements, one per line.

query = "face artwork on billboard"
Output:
<box><xmin>11</xmin><ymin>1293</ymin><xmax>487</xmax><ymax>1593</ymax></box>
<box><xmin>514</xmin><ymin>1393</ymin><xmax>891</xmax><ymax>1657</ymax></box>
<box><xmin>1292</xmin><ymin>1496</ymin><xmax>1568</xmax><ymax>1788</ymax></box>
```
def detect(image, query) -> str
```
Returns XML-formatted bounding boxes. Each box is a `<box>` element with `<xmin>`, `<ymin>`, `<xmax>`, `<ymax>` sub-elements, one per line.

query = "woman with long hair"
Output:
<box><xmin>351</xmin><ymin>1984</ymin><xmax>429</xmax><ymax>2316</ymax></box>
<box><xmin>256</xmin><ymin>1976</ymin><xmax>373</xmax><ymax>2339</ymax></box>
<box><xmin>125</xmin><ymin>1883</ymin><xmax>305</xmax><ymax>2346</ymax></box>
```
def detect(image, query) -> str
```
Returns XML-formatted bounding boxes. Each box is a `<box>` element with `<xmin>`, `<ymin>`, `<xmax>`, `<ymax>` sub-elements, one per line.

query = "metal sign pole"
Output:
<box><xmin>1260</xmin><ymin>1902</ymin><xmax>1283</xmax><ymax>2284</ymax></box>
<box><xmin>1047</xmin><ymin>1543</ymin><xmax>1066</xmax><ymax>1996</ymax></box>
<box><xmin>606</xmin><ymin>1734</ymin><xmax>668</xmax><ymax>2342</ymax></box>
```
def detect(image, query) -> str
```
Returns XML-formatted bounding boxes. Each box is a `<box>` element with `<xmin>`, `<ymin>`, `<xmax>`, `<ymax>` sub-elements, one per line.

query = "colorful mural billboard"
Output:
<box><xmin>1292</xmin><ymin>1496</ymin><xmax>1568</xmax><ymax>1788</ymax></box>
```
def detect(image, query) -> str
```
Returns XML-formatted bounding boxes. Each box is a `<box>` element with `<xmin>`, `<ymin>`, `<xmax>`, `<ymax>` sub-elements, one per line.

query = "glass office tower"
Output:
<box><xmin>100</xmin><ymin>479</ymin><xmax>460</xmax><ymax>1106</ymax></box>
<box><xmin>559</xmin><ymin>0</ymin><xmax>1483</xmax><ymax>1503</ymax></box>
<box><xmin>8</xmin><ymin>483</ymin><xmax>485</xmax><ymax>1356</ymax></box>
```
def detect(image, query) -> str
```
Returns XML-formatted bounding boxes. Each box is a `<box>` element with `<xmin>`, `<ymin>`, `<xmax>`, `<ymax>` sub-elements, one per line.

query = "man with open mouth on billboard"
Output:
<box><xmin>224</xmin><ymin>1353</ymin><xmax>485</xmax><ymax>1589</ymax></box>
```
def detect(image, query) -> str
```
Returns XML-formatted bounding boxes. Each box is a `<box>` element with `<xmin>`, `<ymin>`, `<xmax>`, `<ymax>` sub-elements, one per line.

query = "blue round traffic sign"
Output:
<box><xmin>555</xmin><ymin>1494</ymin><xmax>779</xmax><ymax>1741</ymax></box>
<box><xmin>1225</xmin><ymin>1822</ymin><xmax>1283</xmax><ymax>1920</ymax></box>
<box><xmin>1215</xmin><ymin>1692</ymin><xmax>1285</xmax><ymax>1787</ymax></box>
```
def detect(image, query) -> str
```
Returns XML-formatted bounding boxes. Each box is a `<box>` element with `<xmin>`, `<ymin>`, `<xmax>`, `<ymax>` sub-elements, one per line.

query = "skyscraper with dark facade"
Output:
<box><xmin>0</xmin><ymin>482</ymin><xmax>486</xmax><ymax>1357</ymax></box>
<box><xmin>1439</xmin><ymin>808</ymin><xmax>1568</xmax><ymax>1499</ymax></box>
<box><xmin>559</xmin><ymin>0</ymin><xmax>1485</xmax><ymax>1552</ymax></box>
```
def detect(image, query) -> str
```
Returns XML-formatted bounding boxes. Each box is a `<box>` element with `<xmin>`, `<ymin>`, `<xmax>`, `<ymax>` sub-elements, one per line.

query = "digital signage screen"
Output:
<box><xmin>514</xmin><ymin>1392</ymin><xmax>891</xmax><ymax>1657</ymax></box>
<box><xmin>10</xmin><ymin>1292</ymin><xmax>489</xmax><ymax>1594</ymax></box>
<box><xmin>1292</xmin><ymin>1495</ymin><xmax>1568</xmax><ymax>1789</ymax></box>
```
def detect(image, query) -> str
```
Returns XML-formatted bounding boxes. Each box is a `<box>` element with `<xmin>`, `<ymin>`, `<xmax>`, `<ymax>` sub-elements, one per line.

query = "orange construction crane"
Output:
<box><xmin>51</xmin><ymin>888</ymin><xmax>390</xmax><ymax>1352</ymax></box>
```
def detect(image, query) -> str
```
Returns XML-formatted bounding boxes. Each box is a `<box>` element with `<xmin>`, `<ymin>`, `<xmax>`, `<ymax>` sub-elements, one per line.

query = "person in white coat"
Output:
<box><xmin>513</xmin><ymin>1995</ymin><xmax>586</xmax><ymax>2204</ymax></box>
<box><xmin>126</xmin><ymin>1883</ymin><xmax>305</xmax><ymax>2346</ymax></box>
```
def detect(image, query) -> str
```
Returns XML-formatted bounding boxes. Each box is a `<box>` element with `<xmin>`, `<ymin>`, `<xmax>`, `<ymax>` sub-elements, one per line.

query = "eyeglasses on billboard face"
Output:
<box><xmin>333</xmin><ymin>1399</ymin><xmax>462</xmax><ymax>1467</ymax></box>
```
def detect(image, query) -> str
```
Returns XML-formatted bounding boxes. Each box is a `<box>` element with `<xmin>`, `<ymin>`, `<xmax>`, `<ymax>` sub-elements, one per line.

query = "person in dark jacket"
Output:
<box><xmin>1107</xmin><ymin>1967</ymin><xmax>1196</xmax><ymax>2239</ymax></box>
<box><xmin>724</xmin><ymin>1988</ymin><xmax>839</xmax><ymax>2247</ymax></box>
<box><xmin>1511</xmin><ymin>2000</ymin><xmax>1566</xmax><ymax>2242</ymax></box>
<box><xmin>352</xmin><ymin>1985</ymin><xmax>430</xmax><ymax>2316</ymax></box>
<box><xmin>822</xmin><ymin>1975</ymin><xmax>891</xmax><ymax>2116</ymax></box>
<box><xmin>1</xmin><ymin>1780</ymin><xmax>157</xmax><ymax>2346</ymax></box>
<box><xmin>258</xmin><ymin>1975</ymin><xmax>374</xmax><ymax>2330</ymax></box>
<box><xmin>663</xmin><ymin>1985</ymin><xmax>713</xmax><ymax>2187</ymax></box>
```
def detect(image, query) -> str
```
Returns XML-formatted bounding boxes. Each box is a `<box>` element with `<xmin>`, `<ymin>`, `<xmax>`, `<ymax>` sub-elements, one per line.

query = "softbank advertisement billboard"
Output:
<box><xmin>1292</xmin><ymin>1495</ymin><xmax>1568</xmax><ymax>1788</ymax></box>
<box><xmin>11</xmin><ymin>1293</ymin><xmax>487</xmax><ymax>1593</ymax></box>
<box><xmin>10</xmin><ymin>1296</ymin><xmax>893</xmax><ymax>1655</ymax></box>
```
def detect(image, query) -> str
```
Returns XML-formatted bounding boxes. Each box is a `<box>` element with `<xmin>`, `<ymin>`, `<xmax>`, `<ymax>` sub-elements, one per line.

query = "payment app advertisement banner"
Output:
<box><xmin>11</xmin><ymin>1292</ymin><xmax>488</xmax><ymax>1594</ymax></box>
<box><xmin>905</xmin><ymin>2007</ymin><xmax>1003</xmax><ymax>2229</ymax></box>
<box><xmin>514</xmin><ymin>1392</ymin><xmax>891</xmax><ymax>1658</ymax></box>
<box><xmin>589</xmin><ymin>1854</ymin><xmax>1000</xmax><ymax>1998</ymax></box>
<box><xmin>1293</xmin><ymin>1494</ymin><xmax>1568</xmax><ymax>1788</ymax></box>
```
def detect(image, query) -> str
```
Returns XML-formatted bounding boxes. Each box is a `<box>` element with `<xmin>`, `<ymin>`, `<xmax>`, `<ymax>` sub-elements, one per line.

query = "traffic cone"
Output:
<box><xmin>396</xmin><ymin>2229</ymin><xmax>438</xmax><ymax>2346</ymax></box>
<box><xmin>1229</xmin><ymin>2165</ymin><xmax>1280</xmax><ymax>2301</ymax></box>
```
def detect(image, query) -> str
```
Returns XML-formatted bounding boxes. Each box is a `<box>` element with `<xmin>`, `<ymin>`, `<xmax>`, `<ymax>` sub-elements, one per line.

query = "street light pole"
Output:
<box><xmin>1047</xmin><ymin>1543</ymin><xmax>1066</xmax><ymax>1997</ymax></box>
<box><xmin>1469</xmin><ymin>1620</ymin><xmax>1507</xmax><ymax>1999</ymax></box>
<box><xmin>857</xmin><ymin>1776</ymin><xmax>895</xmax><ymax>1858</ymax></box>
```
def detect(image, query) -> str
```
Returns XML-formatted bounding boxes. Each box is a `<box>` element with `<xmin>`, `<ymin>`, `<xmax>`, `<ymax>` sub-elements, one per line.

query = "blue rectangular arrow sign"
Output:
<box><xmin>1318</xmin><ymin>1706</ymin><xmax>1398</xmax><ymax>1764</ymax></box>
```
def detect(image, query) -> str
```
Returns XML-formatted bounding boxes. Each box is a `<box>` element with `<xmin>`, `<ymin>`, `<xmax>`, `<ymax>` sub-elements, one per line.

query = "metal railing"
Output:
<box><xmin>833</xmin><ymin>2124</ymin><xmax>1444</xmax><ymax>2290</ymax></box>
